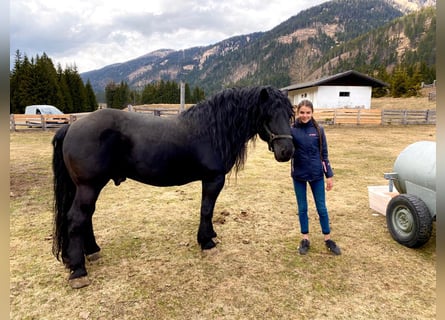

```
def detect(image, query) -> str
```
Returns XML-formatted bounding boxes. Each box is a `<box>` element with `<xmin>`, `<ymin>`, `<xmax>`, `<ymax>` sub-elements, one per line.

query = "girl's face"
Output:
<box><xmin>298</xmin><ymin>106</ymin><xmax>313</xmax><ymax>123</ymax></box>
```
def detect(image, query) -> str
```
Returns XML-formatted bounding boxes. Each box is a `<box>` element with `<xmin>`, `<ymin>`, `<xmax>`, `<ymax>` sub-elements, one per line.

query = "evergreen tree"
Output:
<box><xmin>184</xmin><ymin>83</ymin><xmax>191</xmax><ymax>103</ymax></box>
<box><xmin>85</xmin><ymin>80</ymin><xmax>98</xmax><ymax>111</ymax></box>
<box><xmin>139</xmin><ymin>80</ymin><xmax>205</xmax><ymax>104</ymax></box>
<box><xmin>105</xmin><ymin>81</ymin><xmax>118</xmax><ymax>108</ymax></box>
<box><xmin>191</xmin><ymin>87</ymin><xmax>205</xmax><ymax>103</ymax></box>
<box><xmin>57</xmin><ymin>63</ymin><xmax>73</xmax><ymax>112</ymax></box>
<box><xmin>390</xmin><ymin>67</ymin><xmax>408</xmax><ymax>97</ymax></box>
<box><xmin>141</xmin><ymin>84</ymin><xmax>157</xmax><ymax>104</ymax></box>
<box><xmin>104</xmin><ymin>81</ymin><xmax>130</xmax><ymax>108</ymax></box>
<box><xmin>17</xmin><ymin>56</ymin><xmax>35</xmax><ymax>112</ymax></box>
<box><xmin>10</xmin><ymin>50</ymin><xmax>23</xmax><ymax>113</ymax></box>
<box><xmin>33</xmin><ymin>52</ymin><xmax>63</xmax><ymax>106</ymax></box>
<box><xmin>372</xmin><ymin>66</ymin><xmax>390</xmax><ymax>98</ymax></box>
<box><xmin>63</xmin><ymin>65</ymin><xmax>87</xmax><ymax>112</ymax></box>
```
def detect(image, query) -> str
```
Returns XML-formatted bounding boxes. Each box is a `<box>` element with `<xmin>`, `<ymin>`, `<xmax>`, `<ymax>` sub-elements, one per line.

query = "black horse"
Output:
<box><xmin>52</xmin><ymin>86</ymin><xmax>295</xmax><ymax>288</ymax></box>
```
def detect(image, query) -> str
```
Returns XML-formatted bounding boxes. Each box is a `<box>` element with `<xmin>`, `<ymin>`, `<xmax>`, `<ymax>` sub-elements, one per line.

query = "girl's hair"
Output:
<box><xmin>295</xmin><ymin>99</ymin><xmax>323</xmax><ymax>155</ymax></box>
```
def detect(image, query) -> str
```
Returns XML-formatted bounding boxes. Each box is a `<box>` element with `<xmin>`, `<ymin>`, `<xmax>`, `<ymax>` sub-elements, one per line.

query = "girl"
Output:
<box><xmin>291</xmin><ymin>99</ymin><xmax>341</xmax><ymax>255</ymax></box>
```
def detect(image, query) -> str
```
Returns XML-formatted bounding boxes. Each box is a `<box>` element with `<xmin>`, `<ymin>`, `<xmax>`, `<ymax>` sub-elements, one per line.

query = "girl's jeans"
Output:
<box><xmin>292</xmin><ymin>178</ymin><xmax>331</xmax><ymax>235</ymax></box>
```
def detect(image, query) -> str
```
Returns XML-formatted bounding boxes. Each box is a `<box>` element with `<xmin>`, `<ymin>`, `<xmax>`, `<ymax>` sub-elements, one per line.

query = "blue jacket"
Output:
<box><xmin>290</xmin><ymin>119</ymin><xmax>334</xmax><ymax>181</ymax></box>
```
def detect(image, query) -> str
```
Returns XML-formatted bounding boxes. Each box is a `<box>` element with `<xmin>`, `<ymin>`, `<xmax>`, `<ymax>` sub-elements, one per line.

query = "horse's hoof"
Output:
<box><xmin>86</xmin><ymin>252</ymin><xmax>101</xmax><ymax>261</ymax></box>
<box><xmin>201</xmin><ymin>239</ymin><xmax>216</xmax><ymax>250</ymax></box>
<box><xmin>201</xmin><ymin>246</ymin><xmax>219</xmax><ymax>257</ymax></box>
<box><xmin>69</xmin><ymin>276</ymin><xmax>91</xmax><ymax>289</ymax></box>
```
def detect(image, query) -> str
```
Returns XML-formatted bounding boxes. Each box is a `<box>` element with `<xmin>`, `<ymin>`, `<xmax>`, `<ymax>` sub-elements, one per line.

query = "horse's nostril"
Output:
<box><xmin>274</xmin><ymin>147</ymin><xmax>293</xmax><ymax>162</ymax></box>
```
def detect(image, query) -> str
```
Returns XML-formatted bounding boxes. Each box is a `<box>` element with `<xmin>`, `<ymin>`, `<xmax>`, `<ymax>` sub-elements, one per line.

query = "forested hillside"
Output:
<box><xmin>316</xmin><ymin>6</ymin><xmax>436</xmax><ymax>89</ymax></box>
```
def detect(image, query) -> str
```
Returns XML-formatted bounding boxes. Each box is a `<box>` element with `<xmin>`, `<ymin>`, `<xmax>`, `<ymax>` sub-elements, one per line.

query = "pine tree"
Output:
<box><xmin>85</xmin><ymin>80</ymin><xmax>98</xmax><ymax>111</ymax></box>
<box><xmin>390</xmin><ymin>66</ymin><xmax>408</xmax><ymax>97</ymax></box>
<box><xmin>118</xmin><ymin>81</ymin><xmax>130</xmax><ymax>108</ymax></box>
<box><xmin>63</xmin><ymin>65</ymin><xmax>87</xmax><ymax>112</ymax></box>
<box><xmin>57</xmin><ymin>63</ymin><xmax>73</xmax><ymax>112</ymax></box>
<box><xmin>10</xmin><ymin>50</ymin><xmax>23</xmax><ymax>113</ymax></box>
<box><xmin>33</xmin><ymin>52</ymin><xmax>62</xmax><ymax>106</ymax></box>
<box><xmin>105</xmin><ymin>81</ymin><xmax>117</xmax><ymax>108</ymax></box>
<box><xmin>184</xmin><ymin>83</ymin><xmax>191</xmax><ymax>103</ymax></box>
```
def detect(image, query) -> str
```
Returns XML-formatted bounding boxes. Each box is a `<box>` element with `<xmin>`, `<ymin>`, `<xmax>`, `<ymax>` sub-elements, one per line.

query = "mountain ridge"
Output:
<box><xmin>81</xmin><ymin>0</ymin><xmax>435</xmax><ymax>95</ymax></box>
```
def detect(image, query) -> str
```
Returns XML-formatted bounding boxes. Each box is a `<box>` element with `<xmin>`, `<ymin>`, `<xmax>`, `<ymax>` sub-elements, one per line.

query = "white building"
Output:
<box><xmin>281</xmin><ymin>70</ymin><xmax>388</xmax><ymax>109</ymax></box>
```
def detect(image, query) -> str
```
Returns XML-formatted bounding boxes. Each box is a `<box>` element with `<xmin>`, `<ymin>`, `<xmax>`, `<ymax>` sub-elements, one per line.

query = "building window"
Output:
<box><xmin>301</xmin><ymin>93</ymin><xmax>307</xmax><ymax>98</ymax></box>
<box><xmin>339</xmin><ymin>91</ymin><xmax>350</xmax><ymax>97</ymax></box>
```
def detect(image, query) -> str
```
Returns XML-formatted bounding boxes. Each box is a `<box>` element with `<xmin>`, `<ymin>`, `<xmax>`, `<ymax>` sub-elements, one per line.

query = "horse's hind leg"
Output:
<box><xmin>65</xmin><ymin>185</ymin><xmax>101</xmax><ymax>288</ymax></box>
<box><xmin>84</xmin><ymin>217</ymin><xmax>101</xmax><ymax>261</ymax></box>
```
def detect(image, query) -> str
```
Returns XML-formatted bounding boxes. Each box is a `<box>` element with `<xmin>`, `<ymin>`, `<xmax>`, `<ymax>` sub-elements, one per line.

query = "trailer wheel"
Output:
<box><xmin>386</xmin><ymin>194</ymin><xmax>432</xmax><ymax>248</ymax></box>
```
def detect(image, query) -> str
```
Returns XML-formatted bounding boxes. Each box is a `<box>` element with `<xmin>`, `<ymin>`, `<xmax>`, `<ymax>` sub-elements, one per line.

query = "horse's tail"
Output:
<box><xmin>52</xmin><ymin>124</ymin><xmax>75</xmax><ymax>262</ymax></box>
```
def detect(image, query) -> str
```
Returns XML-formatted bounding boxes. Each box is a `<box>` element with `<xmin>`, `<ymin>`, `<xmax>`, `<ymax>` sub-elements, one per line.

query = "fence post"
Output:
<box><xmin>41</xmin><ymin>114</ymin><xmax>47</xmax><ymax>130</ymax></box>
<box><xmin>180</xmin><ymin>81</ymin><xmax>185</xmax><ymax>113</ymax></box>
<box><xmin>10</xmin><ymin>114</ymin><xmax>16</xmax><ymax>131</ymax></box>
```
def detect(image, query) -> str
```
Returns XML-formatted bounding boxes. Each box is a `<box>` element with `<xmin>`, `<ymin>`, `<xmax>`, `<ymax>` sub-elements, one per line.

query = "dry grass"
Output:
<box><xmin>371</xmin><ymin>95</ymin><xmax>436</xmax><ymax>110</ymax></box>
<box><xmin>10</xmin><ymin>121</ymin><xmax>436</xmax><ymax>319</ymax></box>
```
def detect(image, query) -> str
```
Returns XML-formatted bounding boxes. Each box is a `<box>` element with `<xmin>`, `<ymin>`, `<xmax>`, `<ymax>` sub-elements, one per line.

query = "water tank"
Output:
<box><xmin>393</xmin><ymin>141</ymin><xmax>436</xmax><ymax>194</ymax></box>
<box><xmin>384</xmin><ymin>140</ymin><xmax>436</xmax><ymax>248</ymax></box>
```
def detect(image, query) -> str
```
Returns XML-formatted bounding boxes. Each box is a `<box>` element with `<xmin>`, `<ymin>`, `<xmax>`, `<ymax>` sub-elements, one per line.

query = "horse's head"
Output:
<box><xmin>257</xmin><ymin>87</ymin><xmax>295</xmax><ymax>162</ymax></box>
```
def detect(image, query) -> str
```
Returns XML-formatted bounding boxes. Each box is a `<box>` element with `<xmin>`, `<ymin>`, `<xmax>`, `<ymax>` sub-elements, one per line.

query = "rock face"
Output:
<box><xmin>389</xmin><ymin>0</ymin><xmax>436</xmax><ymax>13</ymax></box>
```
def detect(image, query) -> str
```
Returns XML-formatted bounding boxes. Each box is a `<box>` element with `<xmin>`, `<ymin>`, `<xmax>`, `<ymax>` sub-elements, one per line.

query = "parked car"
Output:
<box><xmin>24</xmin><ymin>105</ymin><xmax>69</xmax><ymax>127</ymax></box>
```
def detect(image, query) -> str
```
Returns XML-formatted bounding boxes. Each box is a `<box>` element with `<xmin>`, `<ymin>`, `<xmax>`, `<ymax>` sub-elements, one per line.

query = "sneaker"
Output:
<box><xmin>298</xmin><ymin>239</ymin><xmax>310</xmax><ymax>255</ymax></box>
<box><xmin>325</xmin><ymin>239</ymin><xmax>341</xmax><ymax>255</ymax></box>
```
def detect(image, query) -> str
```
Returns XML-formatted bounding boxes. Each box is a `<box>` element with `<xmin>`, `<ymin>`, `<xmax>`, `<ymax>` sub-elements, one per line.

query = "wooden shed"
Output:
<box><xmin>281</xmin><ymin>70</ymin><xmax>388</xmax><ymax>109</ymax></box>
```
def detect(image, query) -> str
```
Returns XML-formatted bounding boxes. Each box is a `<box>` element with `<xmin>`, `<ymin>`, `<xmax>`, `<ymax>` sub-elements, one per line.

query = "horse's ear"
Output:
<box><xmin>259</xmin><ymin>87</ymin><xmax>269</xmax><ymax>102</ymax></box>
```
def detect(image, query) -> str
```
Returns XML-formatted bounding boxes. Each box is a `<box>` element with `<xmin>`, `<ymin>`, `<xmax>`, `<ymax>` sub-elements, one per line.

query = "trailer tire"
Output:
<box><xmin>386</xmin><ymin>194</ymin><xmax>432</xmax><ymax>248</ymax></box>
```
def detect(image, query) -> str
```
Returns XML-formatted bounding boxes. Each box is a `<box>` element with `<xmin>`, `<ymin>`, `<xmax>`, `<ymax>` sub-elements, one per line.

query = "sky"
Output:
<box><xmin>10</xmin><ymin>0</ymin><xmax>327</xmax><ymax>73</ymax></box>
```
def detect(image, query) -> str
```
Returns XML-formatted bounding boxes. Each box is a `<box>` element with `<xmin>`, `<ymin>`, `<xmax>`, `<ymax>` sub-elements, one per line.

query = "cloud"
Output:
<box><xmin>10</xmin><ymin>0</ymin><xmax>327</xmax><ymax>72</ymax></box>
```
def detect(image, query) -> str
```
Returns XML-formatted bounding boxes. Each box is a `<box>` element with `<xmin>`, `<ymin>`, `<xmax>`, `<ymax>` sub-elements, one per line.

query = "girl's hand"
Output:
<box><xmin>326</xmin><ymin>177</ymin><xmax>333</xmax><ymax>191</ymax></box>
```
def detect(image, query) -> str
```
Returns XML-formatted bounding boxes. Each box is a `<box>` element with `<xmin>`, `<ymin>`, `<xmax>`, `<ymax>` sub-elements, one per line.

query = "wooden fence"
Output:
<box><xmin>10</xmin><ymin>108</ymin><xmax>436</xmax><ymax>131</ymax></box>
<box><xmin>127</xmin><ymin>105</ymin><xmax>181</xmax><ymax>117</ymax></box>
<box><xmin>314</xmin><ymin>108</ymin><xmax>436</xmax><ymax>125</ymax></box>
<box><xmin>9</xmin><ymin>113</ymin><xmax>89</xmax><ymax>131</ymax></box>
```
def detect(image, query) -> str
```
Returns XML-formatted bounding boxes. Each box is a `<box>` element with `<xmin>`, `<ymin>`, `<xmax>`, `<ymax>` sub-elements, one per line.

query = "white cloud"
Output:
<box><xmin>10</xmin><ymin>0</ymin><xmax>327</xmax><ymax>72</ymax></box>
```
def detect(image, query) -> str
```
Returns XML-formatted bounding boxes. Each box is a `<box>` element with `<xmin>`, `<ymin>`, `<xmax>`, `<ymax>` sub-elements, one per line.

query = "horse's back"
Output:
<box><xmin>67</xmin><ymin>108</ymin><xmax>179</xmax><ymax>141</ymax></box>
<box><xmin>61</xmin><ymin>108</ymin><xmax>219</xmax><ymax>186</ymax></box>
<box><xmin>71</xmin><ymin>108</ymin><xmax>155</xmax><ymax>130</ymax></box>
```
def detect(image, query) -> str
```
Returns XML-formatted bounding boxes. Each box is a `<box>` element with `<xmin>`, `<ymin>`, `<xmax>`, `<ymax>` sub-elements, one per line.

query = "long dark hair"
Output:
<box><xmin>180</xmin><ymin>86</ymin><xmax>294</xmax><ymax>174</ymax></box>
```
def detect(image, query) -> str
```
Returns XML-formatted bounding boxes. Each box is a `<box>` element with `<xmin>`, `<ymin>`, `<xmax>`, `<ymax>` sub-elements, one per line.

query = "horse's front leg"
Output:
<box><xmin>198</xmin><ymin>175</ymin><xmax>225</xmax><ymax>250</ymax></box>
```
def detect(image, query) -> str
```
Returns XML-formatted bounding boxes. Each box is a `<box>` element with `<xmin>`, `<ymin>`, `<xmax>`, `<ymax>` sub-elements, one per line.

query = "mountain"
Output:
<box><xmin>81</xmin><ymin>0</ymin><xmax>436</xmax><ymax>96</ymax></box>
<box><xmin>388</xmin><ymin>0</ymin><xmax>436</xmax><ymax>12</ymax></box>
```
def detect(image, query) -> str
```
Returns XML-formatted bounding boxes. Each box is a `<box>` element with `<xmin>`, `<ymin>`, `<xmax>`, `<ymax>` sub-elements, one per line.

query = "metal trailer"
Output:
<box><xmin>384</xmin><ymin>141</ymin><xmax>436</xmax><ymax>248</ymax></box>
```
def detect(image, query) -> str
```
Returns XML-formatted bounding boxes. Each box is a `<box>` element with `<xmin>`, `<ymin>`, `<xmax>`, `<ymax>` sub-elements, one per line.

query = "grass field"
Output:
<box><xmin>10</xmin><ymin>121</ymin><xmax>436</xmax><ymax>319</ymax></box>
<box><xmin>371</xmin><ymin>95</ymin><xmax>436</xmax><ymax>110</ymax></box>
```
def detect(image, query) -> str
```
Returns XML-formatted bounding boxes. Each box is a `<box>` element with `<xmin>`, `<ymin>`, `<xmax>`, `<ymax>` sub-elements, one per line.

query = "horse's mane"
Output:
<box><xmin>179</xmin><ymin>86</ymin><xmax>293</xmax><ymax>174</ymax></box>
